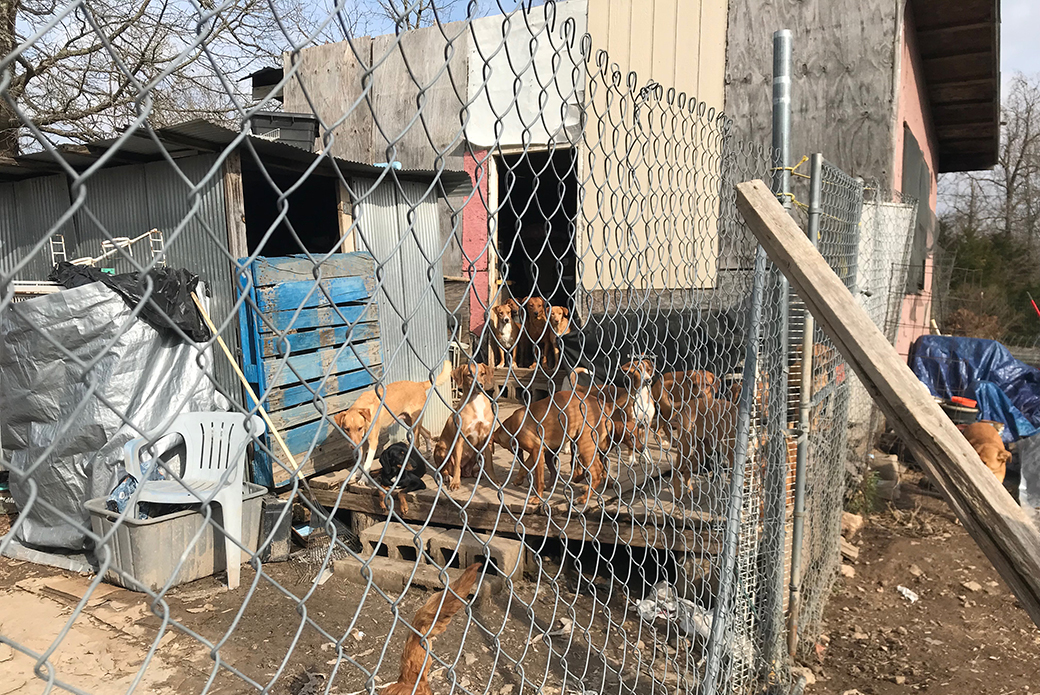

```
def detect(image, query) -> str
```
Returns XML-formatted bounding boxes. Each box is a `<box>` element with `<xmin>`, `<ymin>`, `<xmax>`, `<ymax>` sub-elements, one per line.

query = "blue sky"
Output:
<box><xmin>1002</xmin><ymin>0</ymin><xmax>1040</xmax><ymax>80</ymax></box>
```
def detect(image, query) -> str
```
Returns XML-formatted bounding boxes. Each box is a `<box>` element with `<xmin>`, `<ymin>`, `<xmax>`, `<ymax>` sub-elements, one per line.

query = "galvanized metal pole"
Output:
<box><xmin>757</xmin><ymin>28</ymin><xmax>795</xmax><ymax>680</ymax></box>
<box><xmin>787</xmin><ymin>152</ymin><xmax>823</xmax><ymax>657</ymax></box>
<box><xmin>703</xmin><ymin>29</ymin><xmax>794</xmax><ymax>693</ymax></box>
<box><xmin>771</xmin><ymin>30</ymin><xmax>793</xmax><ymax>209</ymax></box>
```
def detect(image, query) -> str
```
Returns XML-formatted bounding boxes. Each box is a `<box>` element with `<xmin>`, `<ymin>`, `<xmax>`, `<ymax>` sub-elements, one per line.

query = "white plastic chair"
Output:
<box><xmin>124</xmin><ymin>412</ymin><xmax>265</xmax><ymax>589</ymax></box>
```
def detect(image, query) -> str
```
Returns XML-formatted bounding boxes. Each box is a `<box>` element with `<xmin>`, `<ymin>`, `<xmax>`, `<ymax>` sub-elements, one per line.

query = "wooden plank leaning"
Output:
<box><xmin>735</xmin><ymin>178</ymin><xmax>1040</xmax><ymax>628</ymax></box>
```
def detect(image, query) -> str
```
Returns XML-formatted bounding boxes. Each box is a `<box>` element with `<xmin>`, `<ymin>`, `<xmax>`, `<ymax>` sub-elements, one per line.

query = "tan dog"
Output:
<box><xmin>488</xmin><ymin>301</ymin><xmax>520</xmax><ymax>367</ymax></box>
<box><xmin>517</xmin><ymin>296</ymin><xmax>549</xmax><ymax>368</ymax></box>
<box><xmin>334</xmin><ymin>364</ymin><xmax>448</xmax><ymax>483</ymax></box>
<box><xmin>963</xmin><ymin>421</ymin><xmax>1011</xmax><ymax>483</ymax></box>
<box><xmin>435</xmin><ymin>363</ymin><xmax>500</xmax><ymax>490</ymax></box>
<box><xmin>671</xmin><ymin>395</ymin><xmax>739</xmax><ymax>494</ymax></box>
<box><xmin>651</xmin><ymin>370</ymin><xmax>719</xmax><ymax>438</ymax></box>
<box><xmin>545</xmin><ymin>306</ymin><xmax>570</xmax><ymax>369</ymax></box>
<box><xmin>492</xmin><ymin>390</ymin><xmax>607</xmax><ymax>506</ymax></box>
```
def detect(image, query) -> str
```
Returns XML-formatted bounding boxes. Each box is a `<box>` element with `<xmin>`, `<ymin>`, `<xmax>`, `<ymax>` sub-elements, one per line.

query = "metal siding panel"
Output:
<box><xmin>353</xmin><ymin>177</ymin><xmax>413</xmax><ymax>383</ymax></box>
<box><xmin>0</xmin><ymin>175</ymin><xmax>76</xmax><ymax>282</ymax></box>
<box><xmin>397</xmin><ymin>181</ymin><xmax>450</xmax><ymax>432</ymax></box>
<box><xmin>142</xmin><ymin>155</ymin><xmax>238</xmax><ymax>397</ymax></box>
<box><xmin>73</xmin><ymin>165</ymin><xmax>151</xmax><ymax>273</ymax></box>
<box><xmin>68</xmin><ymin>156</ymin><xmax>237</xmax><ymax>396</ymax></box>
<box><xmin>353</xmin><ymin>177</ymin><xmax>451</xmax><ymax>432</ymax></box>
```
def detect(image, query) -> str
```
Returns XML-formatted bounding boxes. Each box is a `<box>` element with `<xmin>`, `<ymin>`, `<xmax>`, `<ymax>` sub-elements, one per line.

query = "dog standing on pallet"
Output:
<box><xmin>517</xmin><ymin>296</ymin><xmax>550</xmax><ymax>368</ymax></box>
<box><xmin>493</xmin><ymin>390</ymin><xmax>607</xmax><ymax>507</ymax></box>
<box><xmin>334</xmin><ymin>364</ymin><xmax>448</xmax><ymax>485</ymax></box>
<box><xmin>545</xmin><ymin>305</ymin><xmax>570</xmax><ymax>369</ymax></box>
<box><xmin>488</xmin><ymin>300</ymin><xmax>521</xmax><ymax>368</ymax></box>
<box><xmin>435</xmin><ymin>363</ymin><xmax>500</xmax><ymax>490</ymax></box>
<box><xmin>577</xmin><ymin>360</ymin><xmax>657</xmax><ymax>468</ymax></box>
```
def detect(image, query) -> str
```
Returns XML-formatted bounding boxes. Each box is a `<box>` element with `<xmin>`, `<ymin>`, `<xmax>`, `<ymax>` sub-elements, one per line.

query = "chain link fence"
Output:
<box><xmin>0</xmin><ymin>3</ymin><xmax>894</xmax><ymax>693</ymax></box>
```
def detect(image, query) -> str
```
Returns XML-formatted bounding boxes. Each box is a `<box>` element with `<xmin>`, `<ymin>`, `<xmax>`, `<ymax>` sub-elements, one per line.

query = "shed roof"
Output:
<box><xmin>913</xmin><ymin>0</ymin><xmax>1001</xmax><ymax>173</ymax></box>
<box><xmin>0</xmin><ymin>119</ymin><xmax>473</xmax><ymax>196</ymax></box>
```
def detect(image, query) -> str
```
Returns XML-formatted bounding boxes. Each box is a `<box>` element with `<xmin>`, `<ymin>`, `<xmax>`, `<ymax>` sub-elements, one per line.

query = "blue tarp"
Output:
<box><xmin>909</xmin><ymin>335</ymin><xmax>1040</xmax><ymax>443</ymax></box>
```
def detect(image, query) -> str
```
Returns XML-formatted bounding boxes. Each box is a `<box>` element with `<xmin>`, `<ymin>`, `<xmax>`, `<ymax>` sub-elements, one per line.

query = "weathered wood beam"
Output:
<box><xmin>735</xmin><ymin>179</ymin><xmax>1040</xmax><ymax>629</ymax></box>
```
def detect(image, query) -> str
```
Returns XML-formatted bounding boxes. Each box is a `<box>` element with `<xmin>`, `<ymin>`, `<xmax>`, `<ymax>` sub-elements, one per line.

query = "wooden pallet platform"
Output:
<box><xmin>306</xmin><ymin>422</ymin><xmax>726</xmax><ymax>552</ymax></box>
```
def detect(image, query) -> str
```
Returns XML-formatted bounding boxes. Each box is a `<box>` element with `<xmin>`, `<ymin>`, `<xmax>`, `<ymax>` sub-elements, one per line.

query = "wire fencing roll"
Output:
<box><xmin>0</xmin><ymin>3</ymin><xmax>887</xmax><ymax>694</ymax></box>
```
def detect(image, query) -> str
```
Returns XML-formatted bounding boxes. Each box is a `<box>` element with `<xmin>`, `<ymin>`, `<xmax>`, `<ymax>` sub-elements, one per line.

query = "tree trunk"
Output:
<box><xmin>0</xmin><ymin>0</ymin><xmax>21</xmax><ymax>157</ymax></box>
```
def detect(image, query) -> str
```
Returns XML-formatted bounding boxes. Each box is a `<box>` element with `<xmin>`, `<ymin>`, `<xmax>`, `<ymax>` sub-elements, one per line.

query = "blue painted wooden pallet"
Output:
<box><xmin>237</xmin><ymin>253</ymin><xmax>381</xmax><ymax>486</ymax></box>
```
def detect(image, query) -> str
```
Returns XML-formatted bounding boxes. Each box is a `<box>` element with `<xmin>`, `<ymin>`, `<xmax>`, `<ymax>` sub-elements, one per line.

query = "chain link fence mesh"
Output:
<box><xmin>781</xmin><ymin>159</ymin><xmax>864</xmax><ymax>661</ymax></box>
<box><xmin>0</xmin><ymin>3</ymin><xmax>896</xmax><ymax>693</ymax></box>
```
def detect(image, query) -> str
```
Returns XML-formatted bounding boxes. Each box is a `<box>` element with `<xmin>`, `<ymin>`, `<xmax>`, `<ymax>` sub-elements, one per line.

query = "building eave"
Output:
<box><xmin>913</xmin><ymin>0</ymin><xmax>1001</xmax><ymax>173</ymax></box>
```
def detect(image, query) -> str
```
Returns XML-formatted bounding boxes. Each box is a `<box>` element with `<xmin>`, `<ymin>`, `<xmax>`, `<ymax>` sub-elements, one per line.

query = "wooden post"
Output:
<box><xmin>735</xmin><ymin>178</ymin><xmax>1040</xmax><ymax>628</ymax></box>
<box><xmin>222</xmin><ymin>150</ymin><xmax>248</xmax><ymax>260</ymax></box>
<box><xmin>337</xmin><ymin>181</ymin><xmax>356</xmax><ymax>253</ymax></box>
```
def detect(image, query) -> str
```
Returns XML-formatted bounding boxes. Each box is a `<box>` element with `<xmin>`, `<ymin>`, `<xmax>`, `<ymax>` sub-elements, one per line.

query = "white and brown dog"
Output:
<box><xmin>488</xmin><ymin>299</ymin><xmax>520</xmax><ymax>368</ymax></box>
<box><xmin>435</xmin><ymin>363</ymin><xmax>500</xmax><ymax>490</ymax></box>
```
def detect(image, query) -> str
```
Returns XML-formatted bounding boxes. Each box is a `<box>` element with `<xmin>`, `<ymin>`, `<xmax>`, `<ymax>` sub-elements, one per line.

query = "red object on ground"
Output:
<box><xmin>950</xmin><ymin>396</ymin><xmax>977</xmax><ymax>408</ymax></box>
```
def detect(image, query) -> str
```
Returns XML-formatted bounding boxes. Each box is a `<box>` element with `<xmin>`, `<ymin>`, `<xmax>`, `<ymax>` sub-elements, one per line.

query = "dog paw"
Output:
<box><xmin>448</xmin><ymin>479</ymin><xmax>461</xmax><ymax>492</ymax></box>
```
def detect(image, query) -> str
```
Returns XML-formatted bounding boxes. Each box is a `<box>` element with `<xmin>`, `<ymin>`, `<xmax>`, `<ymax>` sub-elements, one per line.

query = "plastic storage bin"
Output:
<box><xmin>85</xmin><ymin>482</ymin><xmax>266</xmax><ymax>591</ymax></box>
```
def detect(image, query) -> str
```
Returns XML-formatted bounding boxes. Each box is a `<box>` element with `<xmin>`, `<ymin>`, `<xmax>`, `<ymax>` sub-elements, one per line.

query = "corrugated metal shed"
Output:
<box><xmin>0</xmin><ymin>174</ymin><xmax>76</xmax><ymax>281</ymax></box>
<box><xmin>71</xmin><ymin>154</ymin><xmax>238</xmax><ymax>394</ymax></box>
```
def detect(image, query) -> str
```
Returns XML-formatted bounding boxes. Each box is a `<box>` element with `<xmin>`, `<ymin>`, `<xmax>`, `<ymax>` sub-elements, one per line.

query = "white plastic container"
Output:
<box><xmin>85</xmin><ymin>482</ymin><xmax>265</xmax><ymax>591</ymax></box>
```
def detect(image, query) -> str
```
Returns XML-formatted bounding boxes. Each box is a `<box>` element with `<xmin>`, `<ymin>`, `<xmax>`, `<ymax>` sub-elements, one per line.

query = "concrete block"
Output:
<box><xmin>359</xmin><ymin>522</ymin><xmax>424</xmax><ymax>562</ymax></box>
<box><xmin>332</xmin><ymin>556</ymin><xmax>502</xmax><ymax>607</ymax></box>
<box><xmin>424</xmin><ymin>527</ymin><xmax>525</xmax><ymax>578</ymax></box>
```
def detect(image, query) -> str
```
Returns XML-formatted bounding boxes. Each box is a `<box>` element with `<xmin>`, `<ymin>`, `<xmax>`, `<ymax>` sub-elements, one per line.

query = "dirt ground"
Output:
<box><xmin>0</xmin><ymin>509</ymin><xmax>701</xmax><ymax>695</ymax></box>
<box><xmin>804</xmin><ymin>478</ymin><xmax>1040</xmax><ymax>695</ymax></box>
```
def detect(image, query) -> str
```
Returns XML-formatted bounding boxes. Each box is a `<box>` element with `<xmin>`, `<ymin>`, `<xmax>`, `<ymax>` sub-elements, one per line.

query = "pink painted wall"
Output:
<box><xmin>893</xmin><ymin>4</ymin><xmax>939</xmax><ymax>361</ymax></box>
<box><xmin>462</xmin><ymin>150</ymin><xmax>491</xmax><ymax>333</ymax></box>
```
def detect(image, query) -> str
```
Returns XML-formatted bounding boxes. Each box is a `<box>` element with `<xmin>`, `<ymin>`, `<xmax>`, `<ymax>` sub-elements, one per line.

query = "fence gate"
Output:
<box><xmin>237</xmin><ymin>252</ymin><xmax>382</xmax><ymax>486</ymax></box>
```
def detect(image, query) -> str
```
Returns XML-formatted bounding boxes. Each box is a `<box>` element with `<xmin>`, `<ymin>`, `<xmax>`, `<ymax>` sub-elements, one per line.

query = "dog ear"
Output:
<box><xmin>354</xmin><ymin>405</ymin><xmax>373</xmax><ymax>423</ymax></box>
<box><xmin>561</xmin><ymin>307</ymin><xmax>569</xmax><ymax>317</ymax></box>
<box><xmin>479</xmin><ymin>364</ymin><xmax>495</xmax><ymax>387</ymax></box>
<box><xmin>999</xmin><ymin>449</ymin><xmax>1012</xmax><ymax>464</ymax></box>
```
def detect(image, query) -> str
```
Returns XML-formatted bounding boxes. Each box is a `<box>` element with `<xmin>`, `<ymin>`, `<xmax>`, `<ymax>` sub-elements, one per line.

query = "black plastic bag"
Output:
<box><xmin>49</xmin><ymin>262</ymin><xmax>211</xmax><ymax>342</ymax></box>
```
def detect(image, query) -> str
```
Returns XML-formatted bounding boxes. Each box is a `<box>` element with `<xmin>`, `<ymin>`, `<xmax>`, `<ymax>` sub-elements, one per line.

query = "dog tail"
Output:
<box><xmin>390</xmin><ymin>563</ymin><xmax>481</xmax><ymax>695</ymax></box>
<box><xmin>429</xmin><ymin>361</ymin><xmax>452</xmax><ymax>387</ymax></box>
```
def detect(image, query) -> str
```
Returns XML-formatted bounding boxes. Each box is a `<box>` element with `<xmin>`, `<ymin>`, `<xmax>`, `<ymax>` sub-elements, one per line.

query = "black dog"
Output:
<box><xmin>377</xmin><ymin>442</ymin><xmax>428</xmax><ymax>513</ymax></box>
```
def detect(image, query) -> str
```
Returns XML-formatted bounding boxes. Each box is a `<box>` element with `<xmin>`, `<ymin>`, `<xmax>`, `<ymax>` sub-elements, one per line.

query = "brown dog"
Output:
<box><xmin>488</xmin><ymin>301</ymin><xmax>520</xmax><ymax>368</ymax></box>
<box><xmin>651</xmin><ymin>370</ymin><xmax>719</xmax><ymax>438</ymax></box>
<box><xmin>492</xmin><ymin>390</ymin><xmax>607</xmax><ymax>506</ymax></box>
<box><xmin>545</xmin><ymin>306</ymin><xmax>570</xmax><ymax>369</ymax></box>
<box><xmin>434</xmin><ymin>363</ymin><xmax>500</xmax><ymax>491</ymax></box>
<box><xmin>963</xmin><ymin>421</ymin><xmax>1011</xmax><ymax>483</ymax></box>
<box><xmin>334</xmin><ymin>364</ymin><xmax>448</xmax><ymax>484</ymax></box>
<box><xmin>671</xmin><ymin>394</ymin><xmax>739</xmax><ymax>494</ymax></box>
<box><xmin>516</xmin><ymin>296</ymin><xmax>550</xmax><ymax>368</ymax></box>
<box><xmin>383</xmin><ymin>563</ymin><xmax>481</xmax><ymax>695</ymax></box>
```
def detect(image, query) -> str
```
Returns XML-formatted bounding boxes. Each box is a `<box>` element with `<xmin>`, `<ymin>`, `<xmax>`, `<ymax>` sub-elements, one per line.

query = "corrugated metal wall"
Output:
<box><xmin>353</xmin><ymin>177</ymin><xmax>451</xmax><ymax>432</ymax></box>
<box><xmin>73</xmin><ymin>155</ymin><xmax>238</xmax><ymax>396</ymax></box>
<box><xmin>0</xmin><ymin>174</ymin><xmax>76</xmax><ymax>282</ymax></box>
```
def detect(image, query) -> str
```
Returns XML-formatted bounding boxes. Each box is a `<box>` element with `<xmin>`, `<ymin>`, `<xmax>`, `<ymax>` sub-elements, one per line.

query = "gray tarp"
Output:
<box><xmin>1</xmin><ymin>282</ymin><xmax>217</xmax><ymax>549</ymax></box>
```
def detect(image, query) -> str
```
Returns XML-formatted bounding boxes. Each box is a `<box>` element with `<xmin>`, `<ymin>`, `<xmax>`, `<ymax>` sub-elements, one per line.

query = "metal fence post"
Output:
<box><xmin>702</xmin><ymin>246</ymin><xmax>768</xmax><ymax>695</ymax></box>
<box><xmin>754</xmin><ymin>28</ymin><xmax>795</xmax><ymax>682</ymax></box>
<box><xmin>787</xmin><ymin>152</ymin><xmax>823</xmax><ymax>657</ymax></box>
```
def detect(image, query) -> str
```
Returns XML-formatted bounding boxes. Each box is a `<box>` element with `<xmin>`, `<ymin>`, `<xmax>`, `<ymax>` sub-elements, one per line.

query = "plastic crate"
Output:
<box><xmin>85</xmin><ymin>482</ymin><xmax>266</xmax><ymax>591</ymax></box>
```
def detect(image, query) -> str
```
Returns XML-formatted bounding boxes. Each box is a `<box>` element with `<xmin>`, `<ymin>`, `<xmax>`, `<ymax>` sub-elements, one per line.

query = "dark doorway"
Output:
<box><xmin>495</xmin><ymin>148</ymin><xmax>578</xmax><ymax>309</ymax></box>
<box><xmin>241</xmin><ymin>163</ymin><xmax>341</xmax><ymax>256</ymax></box>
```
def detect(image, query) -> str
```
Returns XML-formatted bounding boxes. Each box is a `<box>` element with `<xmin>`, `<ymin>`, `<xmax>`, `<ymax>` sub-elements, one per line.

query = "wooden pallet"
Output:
<box><xmin>306</xmin><ymin>431</ymin><xmax>724</xmax><ymax>552</ymax></box>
